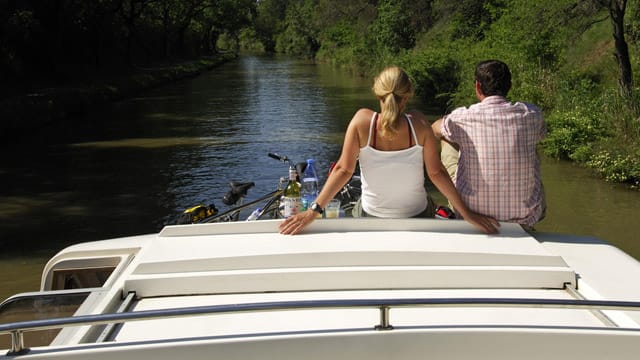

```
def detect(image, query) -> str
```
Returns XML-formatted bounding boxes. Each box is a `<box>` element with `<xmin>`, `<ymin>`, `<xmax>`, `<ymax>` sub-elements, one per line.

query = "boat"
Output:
<box><xmin>1</xmin><ymin>218</ymin><xmax>640</xmax><ymax>359</ymax></box>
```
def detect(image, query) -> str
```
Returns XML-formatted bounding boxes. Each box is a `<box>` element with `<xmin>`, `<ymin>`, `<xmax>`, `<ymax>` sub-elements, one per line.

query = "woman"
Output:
<box><xmin>279</xmin><ymin>66</ymin><xmax>499</xmax><ymax>235</ymax></box>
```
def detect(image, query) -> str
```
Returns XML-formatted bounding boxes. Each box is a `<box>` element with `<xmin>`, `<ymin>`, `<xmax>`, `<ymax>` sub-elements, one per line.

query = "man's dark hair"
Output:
<box><xmin>475</xmin><ymin>60</ymin><xmax>511</xmax><ymax>97</ymax></box>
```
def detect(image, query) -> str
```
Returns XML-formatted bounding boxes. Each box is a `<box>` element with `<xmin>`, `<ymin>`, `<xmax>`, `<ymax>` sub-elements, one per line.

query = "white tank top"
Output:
<box><xmin>359</xmin><ymin>112</ymin><xmax>427</xmax><ymax>217</ymax></box>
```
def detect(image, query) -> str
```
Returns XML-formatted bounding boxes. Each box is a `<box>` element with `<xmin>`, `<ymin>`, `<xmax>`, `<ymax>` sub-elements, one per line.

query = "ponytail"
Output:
<box><xmin>373</xmin><ymin>67</ymin><xmax>413</xmax><ymax>138</ymax></box>
<box><xmin>379</xmin><ymin>93</ymin><xmax>401</xmax><ymax>137</ymax></box>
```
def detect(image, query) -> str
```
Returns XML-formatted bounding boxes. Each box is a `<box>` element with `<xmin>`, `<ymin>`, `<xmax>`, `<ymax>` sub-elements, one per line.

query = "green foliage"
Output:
<box><xmin>238</xmin><ymin>28</ymin><xmax>265</xmax><ymax>52</ymax></box>
<box><xmin>314</xmin><ymin>2</ymin><xmax>391</xmax><ymax>74</ymax></box>
<box><xmin>482</xmin><ymin>0</ymin><xmax>571</xmax><ymax>70</ymax></box>
<box><xmin>586</xmin><ymin>150</ymin><xmax>640</xmax><ymax>188</ymax></box>
<box><xmin>370</xmin><ymin>0</ymin><xmax>415</xmax><ymax>54</ymax></box>
<box><xmin>320</xmin><ymin>22</ymin><xmax>358</xmax><ymax>49</ymax></box>
<box><xmin>542</xmin><ymin>108</ymin><xmax>606</xmax><ymax>161</ymax></box>
<box><xmin>627</xmin><ymin>0</ymin><xmax>640</xmax><ymax>45</ymax></box>
<box><xmin>508</xmin><ymin>66</ymin><xmax>557</xmax><ymax>110</ymax></box>
<box><xmin>398</xmin><ymin>48</ymin><xmax>461</xmax><ymax>112</ymax></box>
<box><xmin>1</xmin><ymin>10</ymin><xmax>39</xmax><ymax>92</ymax></box>
<box><xmin>541</xmin><ymin>73</ymin><xmax>640</xmax><ymax>188</ymax></box>
<box><xmin>450</xmin><ymin>0</ymin><xmax>505</xmax><ymax>41</ymax></box>
<box><xmin>275</xmin><ymin>0</ymin><xmax>319</xmax><ymax>57</ymax></box>
<box><xmin>315</xmin><ymin>21</ymin><xmax>370</xmax><ymax>70</ymax></box>
<box><xmin>541</xmin><ymin>75</ymin><xmax>607</xmax><ymax>160</ymax></box>
<box><xmin>217</xmin><ymin>33</ymin><xmax>239</xmax><ymax>52</ymax></box>
<box><xmin>0</xmin><ymin>0</ymin><xmax>257</xmax><ymax>97</ymax></box>
<box><xmin>252</xmin><ymin>0</ymin><xmax>289</xmax><ymax>52</ymax></box>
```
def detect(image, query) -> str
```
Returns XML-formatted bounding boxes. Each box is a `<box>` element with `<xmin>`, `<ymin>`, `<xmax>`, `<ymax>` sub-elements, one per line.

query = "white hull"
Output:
<box><xmin>1</xmin><ymin>218</ymin><xmax>639</xmax><ymax>359</ymax></box>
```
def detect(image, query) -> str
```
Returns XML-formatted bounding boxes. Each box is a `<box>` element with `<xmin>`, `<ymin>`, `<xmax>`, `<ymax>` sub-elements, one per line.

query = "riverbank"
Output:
<box><xmin>0</xmin><ymin>53</ymin><xmax>237</xmax><ymax>143</ymax></box>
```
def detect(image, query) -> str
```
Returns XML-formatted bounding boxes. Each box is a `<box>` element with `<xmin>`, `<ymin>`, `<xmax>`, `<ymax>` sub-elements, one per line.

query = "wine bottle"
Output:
<box><xmin>282</xmin><ymin>166</ymin><xmax>302</xmax><ymax>218</ymax></box>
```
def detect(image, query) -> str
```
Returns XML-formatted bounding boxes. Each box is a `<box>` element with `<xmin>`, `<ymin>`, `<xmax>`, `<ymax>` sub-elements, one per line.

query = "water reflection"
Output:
<box><xmin>536</xmin><ymin>157</ymin><xmax>640</xmax><ymax>257</ymax></box>
<box><xmin>70</xmin><ymin>137</ymin><xmax>220</xmax><ymax>148</ymax></box>
<box><xmin>1</xmin><ymin>54</ymin><xmax>639</xmax><ymax>303</ymax></box>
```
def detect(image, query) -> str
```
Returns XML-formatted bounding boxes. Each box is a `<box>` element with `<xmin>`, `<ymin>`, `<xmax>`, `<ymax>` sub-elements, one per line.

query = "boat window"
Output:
<box><xmin>51</xmin><ymin>266</ymin><xmax>115</xmax><ymax>290</ymax></box>
<box><xmin>45</xmin><ymin>257</ymin><xmax>121</xmax><ymax>291</ymax></box>
<box><xmin>0</xmin><ymin>291</ymin><xmax>89</xmax><ymax>349</ymax></box>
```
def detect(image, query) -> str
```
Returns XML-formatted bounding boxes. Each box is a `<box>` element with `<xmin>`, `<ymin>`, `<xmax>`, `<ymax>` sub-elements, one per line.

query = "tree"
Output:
<box><xmin>371</xmin><ymin>0</ymin><xmax>415</xmax><ymax>54</ymax></box>
<box><xmin>115</xmin><ymin>0</ymin><xmax>157</xmax><ymax>64</ymax></box>
<box><xmin>275</xmin><ymin>0</ymin><xmax>320</xmax><ymax>57</ymax></box>
<box><xmin>207</xmin><ymin>0</ymin><xmax>256</xmax><ymax>52</ymax></box>
<box><xmin>254</xmin><ymin>0</ymin><xmax>289</xmax><ymax>52</ymax></box>
<box><xmin>608</xmin><ymin>0</ymin><xmax>633</xmax><ymax>98</ymax></box>
<box><xmin>153</xmin><ymin>0</ymin><xmax>209</xmax><ymax>58</ymax></box>
<box><xmin>586</xmin><ymin>0</ymin><xmax>634</xmax><ymax>98</ymax></box>
<box><xmin>450</xmin><ymin>0</ymin><xmax>505</xmax><ymax>41</ymax></box>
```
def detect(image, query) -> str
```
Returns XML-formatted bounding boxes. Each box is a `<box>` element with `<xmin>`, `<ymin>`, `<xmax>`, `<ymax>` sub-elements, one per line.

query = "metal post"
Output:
<box><xmin>8</xmin><ymin>330</ymin><xmax>28</xmax><ymax>355</ymax></box>
<box><xmin>375</xmin><ymin>305</ymin><xmax>393</xmax><ymax>330</ymax></box>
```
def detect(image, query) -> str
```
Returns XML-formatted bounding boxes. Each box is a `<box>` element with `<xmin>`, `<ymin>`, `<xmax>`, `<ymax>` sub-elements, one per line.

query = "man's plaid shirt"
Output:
<box><xmin>441</xmin><ymin>96</ymin><xmax>546</xmax><ymax>227</ymax></box>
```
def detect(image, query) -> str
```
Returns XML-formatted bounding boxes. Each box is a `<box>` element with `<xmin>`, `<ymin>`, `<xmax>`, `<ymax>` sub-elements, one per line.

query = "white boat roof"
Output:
<box><xmin>3</xmin><ymin>218</ymin><xmax>640</xmax><ymax>359</ymax></box>
<box><xmin>125</xmin><ymin>219</ymin><xmax>574</xmax><ymax>298</ymax></box>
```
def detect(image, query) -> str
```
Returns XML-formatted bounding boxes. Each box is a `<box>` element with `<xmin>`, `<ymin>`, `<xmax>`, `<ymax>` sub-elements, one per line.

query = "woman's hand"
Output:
<box><xmin>279</xmin><ymin>209</ymin><xmax>318</xmax><ymax>235</ymax></box>
<box><xmin>462</xmin><ymin>211</ymin><xmax>501</xmax><ymax>234</ymax></box>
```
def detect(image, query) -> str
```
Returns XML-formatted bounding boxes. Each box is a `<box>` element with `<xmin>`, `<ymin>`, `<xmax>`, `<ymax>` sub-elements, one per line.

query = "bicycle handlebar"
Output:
<box><xmin>268</xmin><ymin>152</ymin><xmax>290</xmax><ymax>164</ymax></box>
<box><xmin>268</xmin><ymin>152</ymin><xmax>307</xmax><ymax>179</ymax></box>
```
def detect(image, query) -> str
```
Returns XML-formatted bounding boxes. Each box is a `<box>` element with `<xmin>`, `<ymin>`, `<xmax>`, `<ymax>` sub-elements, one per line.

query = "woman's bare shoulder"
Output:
<box><xmin>349</xmin><ymin>108</ymin><xmax>375</xmax><ymax>127</ymax></box>
<box><xmin>354</xmin><ymin>108</ymin><xmax>375</xmax><ymax>119</ymax></box>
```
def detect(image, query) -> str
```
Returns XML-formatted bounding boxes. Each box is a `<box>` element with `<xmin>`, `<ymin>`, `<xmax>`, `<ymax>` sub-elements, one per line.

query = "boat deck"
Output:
<box><xmin>2</xmin><ymin>218</ymin><xmax>640</xmax><ymax>359</ymax></box>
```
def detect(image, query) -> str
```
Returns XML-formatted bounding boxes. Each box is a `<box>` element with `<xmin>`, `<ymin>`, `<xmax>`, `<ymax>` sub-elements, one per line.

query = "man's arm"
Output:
<box><xmin>431</xmin><ymin>118</ymin><xmax>444</xmax><ymax>140</ymax></box>
<box><xmin>432</xmin><ymin>118</ymin><xmax>459</xmax><ymax>151</ymax></box>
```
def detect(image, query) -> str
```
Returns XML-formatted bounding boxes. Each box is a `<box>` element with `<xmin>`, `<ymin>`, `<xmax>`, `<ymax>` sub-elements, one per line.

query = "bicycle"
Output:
<box><xmin>172</xmin><ymin>152</ymin><xmax>361</xmax><ymax>224</ymax></box>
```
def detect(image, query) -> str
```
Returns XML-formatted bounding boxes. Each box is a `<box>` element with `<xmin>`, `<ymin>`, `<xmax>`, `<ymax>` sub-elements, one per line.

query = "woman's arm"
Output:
<box><xmin>279</xmin><ymin>109</ymin><xmax>367</xmax><ymax>235</ymax></box>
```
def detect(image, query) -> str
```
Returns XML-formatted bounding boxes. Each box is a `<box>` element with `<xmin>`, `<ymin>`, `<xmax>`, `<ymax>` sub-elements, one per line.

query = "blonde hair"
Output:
<box><xmin>372</xmin><ymin>66</ymin><xmax>414</xmax><ymax>137</ymax></box>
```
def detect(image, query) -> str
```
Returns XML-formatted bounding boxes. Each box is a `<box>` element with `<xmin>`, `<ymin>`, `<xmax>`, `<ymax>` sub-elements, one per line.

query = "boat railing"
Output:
<box><xmin>3</xmin><ymin>294</ymin><xmax>640</xmax><ymax>355</ymax></box>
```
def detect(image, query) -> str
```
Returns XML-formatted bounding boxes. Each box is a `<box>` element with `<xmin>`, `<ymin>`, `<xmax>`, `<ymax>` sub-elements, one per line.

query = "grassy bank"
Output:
<box><xmin>537</xmin><ymin>18</ymin><xmax>640</xmax><ymax>190</ymax></box>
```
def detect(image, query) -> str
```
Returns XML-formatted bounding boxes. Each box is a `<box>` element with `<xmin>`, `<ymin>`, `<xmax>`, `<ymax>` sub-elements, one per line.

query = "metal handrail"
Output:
<box><xmin>3</xmin><ymin>296</ymin><xmax>640</xmax><ymax>354</ymax></box>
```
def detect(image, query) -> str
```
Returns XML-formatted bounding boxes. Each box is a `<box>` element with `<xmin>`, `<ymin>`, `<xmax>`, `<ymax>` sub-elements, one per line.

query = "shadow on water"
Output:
<box><xmin>1</xmin><ymin>54</ymin><xmax>639</xmax><ymax>302</ymax></box>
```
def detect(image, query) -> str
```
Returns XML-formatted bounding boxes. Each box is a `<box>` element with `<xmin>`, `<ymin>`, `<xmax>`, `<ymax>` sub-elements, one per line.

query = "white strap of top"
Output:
<box><xmin>367</xmin><ymin>112</ymin><xmax>419</xmax><ymax>147</ymax></box>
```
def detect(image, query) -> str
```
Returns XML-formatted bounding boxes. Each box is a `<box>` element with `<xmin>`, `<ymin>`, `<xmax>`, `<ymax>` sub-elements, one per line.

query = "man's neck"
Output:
<box><xmin>475</xmin><ymin>81</ymin><xmax>485</xmax><ymax>101</ymax></box>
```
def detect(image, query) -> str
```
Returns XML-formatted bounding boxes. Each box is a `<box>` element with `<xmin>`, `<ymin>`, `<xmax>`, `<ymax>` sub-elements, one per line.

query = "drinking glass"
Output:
<box><xmin>325</xmin><ymin>199</ymin><xmax>341</xmax><ymax>219</ymax></box>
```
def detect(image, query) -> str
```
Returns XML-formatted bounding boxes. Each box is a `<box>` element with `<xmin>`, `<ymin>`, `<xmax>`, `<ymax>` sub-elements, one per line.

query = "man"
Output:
<box><xmin>431</xmin><ymin>59</ymin><xmax>546</xmax><ymax>230</ymax></box>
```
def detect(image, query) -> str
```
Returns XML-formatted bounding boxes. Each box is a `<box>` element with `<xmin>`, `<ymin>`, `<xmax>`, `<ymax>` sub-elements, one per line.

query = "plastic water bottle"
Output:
<box><xmin>301</xmin><ymin>159</ymin><xmax>319</xmax><ymax>211</ymax></box>
<box><xmin>247</xmin><ymin>207</ymin><xmax>262</xmax><ymax>221</ymax></box>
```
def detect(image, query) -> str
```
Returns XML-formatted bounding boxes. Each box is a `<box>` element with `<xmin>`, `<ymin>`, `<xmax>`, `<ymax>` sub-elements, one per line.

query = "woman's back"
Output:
<box><xmin>357</xmin><ymin>110</ymin><xmax>428</xmax><ymax>218</ymax></box>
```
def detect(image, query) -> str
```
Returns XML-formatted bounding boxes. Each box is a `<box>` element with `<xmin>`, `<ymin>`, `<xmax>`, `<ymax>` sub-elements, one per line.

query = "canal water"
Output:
<box><xmin>1</xmin><ymin>54</ymin><xmax>640</xmax><ymax>302</ymax></box>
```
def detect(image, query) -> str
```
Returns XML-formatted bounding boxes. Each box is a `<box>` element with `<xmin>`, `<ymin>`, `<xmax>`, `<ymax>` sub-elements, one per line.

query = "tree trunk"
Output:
<box><xmin>609</xmin><ymin>0</ymin><xmax>633</xmax><ymax>98</ymax></box>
